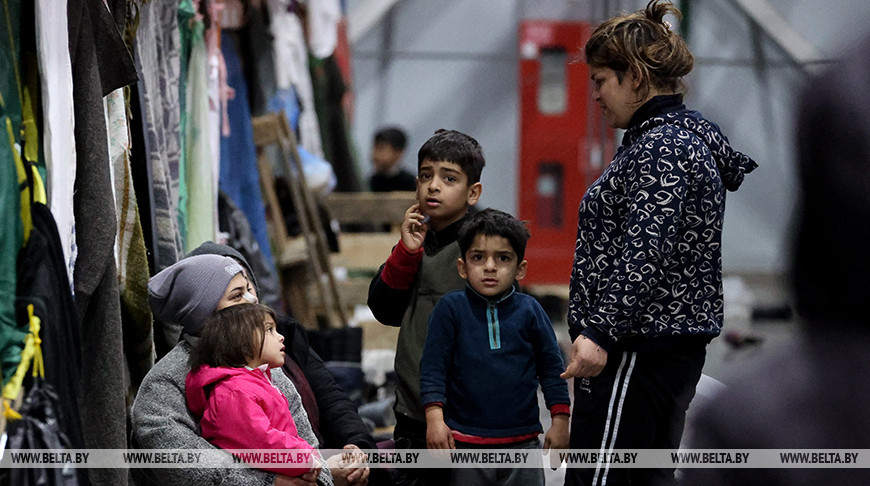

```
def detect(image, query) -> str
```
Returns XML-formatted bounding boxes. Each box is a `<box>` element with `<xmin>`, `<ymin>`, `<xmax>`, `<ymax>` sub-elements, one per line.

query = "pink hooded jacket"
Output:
<box><xmin>185</xmin><ymin>365</ymin><xmax>315</xmax><ymax>476</ymax></box>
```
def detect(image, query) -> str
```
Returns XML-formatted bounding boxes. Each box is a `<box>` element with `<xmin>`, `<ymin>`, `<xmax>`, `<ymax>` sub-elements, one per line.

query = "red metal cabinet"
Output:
<box><xmin>517</xmin><ymin>20</ymin><xmax>614</xmax><ymax>285</ymax></box>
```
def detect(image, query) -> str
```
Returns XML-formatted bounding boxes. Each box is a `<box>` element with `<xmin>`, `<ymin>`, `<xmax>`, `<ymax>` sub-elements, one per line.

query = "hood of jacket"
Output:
<box><xmin>186</xmin><ymin>365</ymin><xmax>268</xmax><ymax>417</ymax></box>
<box><xmin>625</xmin><ymin>109</ymin><xmax>758</xmax><ymax>192</ymax></box>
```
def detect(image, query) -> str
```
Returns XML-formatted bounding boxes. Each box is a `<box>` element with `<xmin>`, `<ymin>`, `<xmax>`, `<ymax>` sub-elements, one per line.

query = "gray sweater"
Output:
<box><xmin>131</xmin><ymin>341</ymin><xmax>331</xmax><ymax>485</ymax></box>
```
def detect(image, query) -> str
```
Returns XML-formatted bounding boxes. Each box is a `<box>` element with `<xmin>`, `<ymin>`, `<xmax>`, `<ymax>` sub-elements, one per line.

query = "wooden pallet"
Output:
<box><xmin>322</xmin><ymin>191</ymin><xmax>416</xmax><ymax>307</ymax></box>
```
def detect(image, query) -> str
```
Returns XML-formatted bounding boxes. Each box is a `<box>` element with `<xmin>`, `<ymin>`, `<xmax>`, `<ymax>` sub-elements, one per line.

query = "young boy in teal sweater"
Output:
<box><xmin>421</xmin><ymin>209</ymin><xmax>570</xmax><ymax>485</ymax></box>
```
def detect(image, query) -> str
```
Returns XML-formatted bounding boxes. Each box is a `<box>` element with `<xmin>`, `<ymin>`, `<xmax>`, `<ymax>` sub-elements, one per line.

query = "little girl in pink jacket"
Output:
<box><xmin>185</xmin><ymin>303</ymin><xmax>320</xmax><ymax>478</ymax></box>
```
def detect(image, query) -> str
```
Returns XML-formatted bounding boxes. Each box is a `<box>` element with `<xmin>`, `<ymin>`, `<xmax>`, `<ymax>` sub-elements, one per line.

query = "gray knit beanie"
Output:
<box><xmin>148</xmin><ymin>254</ymin><xmax>245</xmax><ymax>337</ymax></box>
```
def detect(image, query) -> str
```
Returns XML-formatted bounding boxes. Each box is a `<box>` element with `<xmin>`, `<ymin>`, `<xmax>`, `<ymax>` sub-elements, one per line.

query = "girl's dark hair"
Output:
<box><xmin>585</xmin><ymin>0</ymin><xmax>694</xmax><ymax>102</ymax></box>
<box><xmin>188</xmin><ymin>303</ymin><xmax>277</xmax><ymax>369</ymax></box>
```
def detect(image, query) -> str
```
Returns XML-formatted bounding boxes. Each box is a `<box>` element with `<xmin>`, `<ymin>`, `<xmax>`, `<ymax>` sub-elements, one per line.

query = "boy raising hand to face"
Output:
<box><xmin>401</xmin><ymin>148</ymin><xmax>480</xmax><ymax>251</ymax></box>
<box><xmin>368</xmin><ymin>129</ymin><xmax>485</xmax><ymax>486</ymax></box>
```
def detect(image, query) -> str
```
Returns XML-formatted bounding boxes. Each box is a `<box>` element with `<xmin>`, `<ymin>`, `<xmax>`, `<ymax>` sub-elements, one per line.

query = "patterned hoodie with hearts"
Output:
<box><xmin>568</xmin><ymin>94</ymin><xmax>757</xmax><ymax>351</ymax></box>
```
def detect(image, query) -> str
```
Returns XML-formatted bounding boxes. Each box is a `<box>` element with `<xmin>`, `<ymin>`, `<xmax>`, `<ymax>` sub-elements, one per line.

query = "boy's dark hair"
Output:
<box><xmin>417</xmin><ymin>129</ymin><xmax>486</xmax><ymax>184</ymax></box>
<box><xmin>374</xmin><ymin>127</ymin><xmax>408</xmax><ymax>151</ymax></box>
<box><xmin>188</xmin><ymin>303</ymin><xmax>277</xmax><ymax>369</ymax></box>
<box><xmin>458</xmin><ymin>208</ymin><xmax>530</xmax><ymax>261</ymax></box>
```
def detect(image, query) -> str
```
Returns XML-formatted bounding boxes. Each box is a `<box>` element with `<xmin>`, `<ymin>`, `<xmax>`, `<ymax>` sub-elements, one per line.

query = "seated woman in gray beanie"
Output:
<box><xmin>131</xmin><ymin>252</ymin><xmax>370</xmax><ymax>486</ymax></box>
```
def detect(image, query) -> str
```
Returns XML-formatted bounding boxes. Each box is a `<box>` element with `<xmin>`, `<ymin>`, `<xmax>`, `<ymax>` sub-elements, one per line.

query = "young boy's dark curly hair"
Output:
<box><xmin>458</xmin><ymin>208</ymin><xmax>531</xmax><ymax>261</ymax></box>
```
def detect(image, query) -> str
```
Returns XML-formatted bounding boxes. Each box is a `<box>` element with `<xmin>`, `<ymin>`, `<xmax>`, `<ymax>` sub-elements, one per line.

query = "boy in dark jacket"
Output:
<box><xmin>368</xmin><ymin>129</ymin><xmax>484</xmax><ymax>485</ymax></box>
<box><xmin>370</xmin><ymin>126</ymin><xmax>416</xmax><ymax>192</ymax></box>
<box><xmin>421</xmin><ymin>209</ymin><xmax>569</xmax><ymax>485</ymax></box>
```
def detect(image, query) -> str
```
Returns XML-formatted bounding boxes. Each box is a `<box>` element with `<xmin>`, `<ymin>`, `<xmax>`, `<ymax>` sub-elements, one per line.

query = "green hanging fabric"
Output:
<box><xmin>176</xmin><ymin>0</ymin><xmax>195</xmax><ymax>249</ymax></box>
<box><xmin>1</xmin><ymin>0</ymin><xmax>22</xmax><ymax>126</ymax></box>
<box><xmin>183</xmin><ymin>9</ymin><xmax>218</xmax><ymax>253</ymax></box>
<box><xmin>0</xmin><ymin>0</ymin><xmax>26</xmax><ymax>386</ymax></box>
<box><xmin>0</xmin><ymin>119</ymin><xmax>26</xmax><ymax>388</ymax></box>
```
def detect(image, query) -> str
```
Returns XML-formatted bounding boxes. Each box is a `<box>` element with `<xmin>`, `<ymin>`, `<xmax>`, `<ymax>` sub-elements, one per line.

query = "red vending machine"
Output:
<box><xmin>518</xmin><ymin>20</ymin><xmax>615</xmax><ymax>285</ymax></box>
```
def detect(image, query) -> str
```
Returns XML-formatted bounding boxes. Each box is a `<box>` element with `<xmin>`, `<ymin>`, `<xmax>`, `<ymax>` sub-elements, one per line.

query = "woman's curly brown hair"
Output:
<box><xmin>585</xmin><ymin>0</ymin><xmax>694</xmax><ymax>103</ymax></box>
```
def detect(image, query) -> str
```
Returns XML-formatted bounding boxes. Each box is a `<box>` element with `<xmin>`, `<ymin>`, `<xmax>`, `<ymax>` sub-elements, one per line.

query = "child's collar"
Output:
<box><xmin>465</xmin><ymin>282</ymin><xmax>517</xmax><ymax>305</ymax></box>
<box><xmin>424</xmin><ymin>213</ymin><xmax>469</xmax><ymax>251</ymax></box>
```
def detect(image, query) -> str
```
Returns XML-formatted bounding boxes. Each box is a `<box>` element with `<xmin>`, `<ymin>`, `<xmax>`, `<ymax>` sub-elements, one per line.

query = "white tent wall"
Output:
<box><xmin>348</xmin><ymin>0</ymin><xmax>870</xmax><ymax>276</ymax></box>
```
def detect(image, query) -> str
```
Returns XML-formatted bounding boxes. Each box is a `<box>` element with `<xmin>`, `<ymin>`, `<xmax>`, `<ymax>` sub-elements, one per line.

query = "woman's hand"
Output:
<box><xmin>561</xmin><ymin>335</ymin><xmax>607</xmax><ymax>379</ymax></box>
<box><xmin>326</xmin><ymin>444</ymin><xmax>369</xmax><ymax>486</ymax></box>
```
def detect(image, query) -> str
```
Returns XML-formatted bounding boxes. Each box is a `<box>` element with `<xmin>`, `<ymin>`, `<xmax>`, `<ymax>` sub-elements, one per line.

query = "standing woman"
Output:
<box><xmin>560</xmin><ymin>1</ymin><xmax>756</xmax><ymax>485</ymax></box>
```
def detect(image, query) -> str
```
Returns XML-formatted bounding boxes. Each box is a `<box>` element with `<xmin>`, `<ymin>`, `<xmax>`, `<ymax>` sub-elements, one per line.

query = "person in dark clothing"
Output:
<box><xmin>680</xmin><ymin>32</ymin><xmax>870</xmax><ymax>486</ymax></box>
<box><xmin>560</xmin><ymin>2</ymin><xmax>756</xmax><ymax>485</ymax></box>
<box><xmin>368</xmin><ymin>129</ymin><xmax>485</xmax><ymax>486</ymax></box>
<box><xmin>369</xmin><ymin>127</ymin><xmax>416</xmax><ymax>192</ymax></box>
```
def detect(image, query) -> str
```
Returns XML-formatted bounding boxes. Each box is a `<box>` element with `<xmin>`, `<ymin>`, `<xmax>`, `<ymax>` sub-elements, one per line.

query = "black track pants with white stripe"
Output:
<box><xmin>564</xmin><ymin>343</ymin><xmax>706</xmax><ymax>486</ymax></box>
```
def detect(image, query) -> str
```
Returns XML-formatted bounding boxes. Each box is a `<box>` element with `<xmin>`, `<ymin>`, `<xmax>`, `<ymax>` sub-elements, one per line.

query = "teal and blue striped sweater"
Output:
<box><xmin>421</xmin><ymin>285</ymin><xmax>569</xmax><ymax>438</ymax></box>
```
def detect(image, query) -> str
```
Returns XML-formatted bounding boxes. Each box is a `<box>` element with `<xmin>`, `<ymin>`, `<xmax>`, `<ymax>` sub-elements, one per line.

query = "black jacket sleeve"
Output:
<box><xmin>367</xmin><ymin>263</ymin><xmax>413</xmax><ymax>327</ymax></box>
<box><xmin>287</xmin><ymin>319</ymin><xmax>376</xmax><ymax>450</ymax></box>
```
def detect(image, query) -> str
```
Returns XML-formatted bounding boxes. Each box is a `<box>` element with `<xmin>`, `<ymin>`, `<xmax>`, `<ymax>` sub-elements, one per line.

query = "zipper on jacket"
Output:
<box><xmin>467</xmin><ymin>283</ymin><xmax>514</xmax><ymax>350</ymax></box>
<box><xmin>488</xmin><ymin>302</ymin><xmax>501</xmax><ymax>350</ymax></box>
